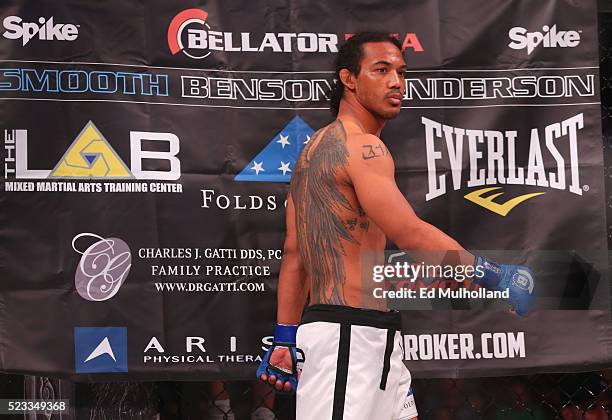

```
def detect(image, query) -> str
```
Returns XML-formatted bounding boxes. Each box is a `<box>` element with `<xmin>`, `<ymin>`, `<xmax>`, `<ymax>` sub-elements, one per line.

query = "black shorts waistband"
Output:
<box><xmin>301</xmin><ymin>304</ymin><xmax>402</xmax><ymax>331</ymax></box>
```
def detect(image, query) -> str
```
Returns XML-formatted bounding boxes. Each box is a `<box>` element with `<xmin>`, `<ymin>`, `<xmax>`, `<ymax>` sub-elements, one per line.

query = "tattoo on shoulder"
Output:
<box><xmin>344</xmin><ymin>218</ymin><xmax>357</xmax><ymax>231</ymax></box>
<box><xmin>361</xmin><ymin>143</ymin><xmax>390</xmax><ymax>160</ymax></box>
<box><xmin>355</xmin><ymin>206</ymin><xmax>369</xmax><ymax>231</ymax></box>
<box><xmin>289</xmin><ymin>120</ymin><xmax>357</xmax><ymax>305</ymax></box>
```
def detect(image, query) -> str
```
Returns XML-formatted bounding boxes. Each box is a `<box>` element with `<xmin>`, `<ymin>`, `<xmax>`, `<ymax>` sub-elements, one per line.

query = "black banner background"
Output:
<box><xmin>1</xmin><ymin>0</ymin><xmax>611</xmax><ymax>381</ymax></box>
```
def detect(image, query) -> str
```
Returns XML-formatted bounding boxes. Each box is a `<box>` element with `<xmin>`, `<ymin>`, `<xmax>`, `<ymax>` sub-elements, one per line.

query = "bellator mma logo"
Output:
<box><xmin>167</xmin><ymin>8</ymin><xmax>338</xmax><ymax>59</ymax></box>
<box><xmin>167</xmin><ymin>8</ymin><xmax>423</xmax><ymax>59</ymax></box>
<box><xmin>423</xmin><ymin>113</ymin><xmax>584</xmax><ymax>216</ymax></box>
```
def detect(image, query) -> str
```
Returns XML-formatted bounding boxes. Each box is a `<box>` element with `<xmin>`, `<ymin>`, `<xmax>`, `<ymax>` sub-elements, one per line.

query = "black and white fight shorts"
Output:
<box><xmin>296</xmin><ymin>304</ymin><xmax>418</xmax><ymax>420</ymax></box>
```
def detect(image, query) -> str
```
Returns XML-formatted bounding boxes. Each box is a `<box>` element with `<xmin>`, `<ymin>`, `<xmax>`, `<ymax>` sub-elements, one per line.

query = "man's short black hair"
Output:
<box><xmin>330</xmin><ymin>32</ymin><xmax>403</xmax><ymax>116</ymax></box>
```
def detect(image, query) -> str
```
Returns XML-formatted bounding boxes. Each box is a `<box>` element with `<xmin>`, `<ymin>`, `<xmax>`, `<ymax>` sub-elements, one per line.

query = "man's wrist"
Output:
<box><xmin>274</xmin><ymin>324</ymin><xmax>298</xmax><ymax>345</ymax></box>
<box><xmin>473</xmin><ymin>256</ymin><xmax>503</xmax><ymax>290</ymax></box>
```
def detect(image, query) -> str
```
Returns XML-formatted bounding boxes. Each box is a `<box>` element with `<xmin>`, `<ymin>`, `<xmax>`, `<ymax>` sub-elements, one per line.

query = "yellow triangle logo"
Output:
<box><xmin>50</xmin><ymin>121</ymin><xmax>133</xmax><ymax>179</ymax></box>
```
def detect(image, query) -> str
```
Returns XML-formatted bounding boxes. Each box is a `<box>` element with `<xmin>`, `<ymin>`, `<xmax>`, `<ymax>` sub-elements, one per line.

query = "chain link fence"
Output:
<box><xmin>1</xmin><ymin>373</ymin><xmax>611</xmax><ymax>419</ymax></box>
<box><xmin>1</xmin><ymin>7</ymin><xmax>612</xmax><ymax>420</ymax></box>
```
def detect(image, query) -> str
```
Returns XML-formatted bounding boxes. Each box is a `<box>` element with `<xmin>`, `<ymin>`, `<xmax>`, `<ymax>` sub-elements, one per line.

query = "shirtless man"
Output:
<box><xmin>257</xmin><ymin>32</ymin><xmax>535</xmax><ymax>420</ymax></box>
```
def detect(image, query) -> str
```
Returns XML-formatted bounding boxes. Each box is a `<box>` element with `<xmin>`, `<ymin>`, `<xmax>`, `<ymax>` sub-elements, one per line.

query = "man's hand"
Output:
<box><xmin>258</xmin><ymin>347</ymin><xmax>295</xmax><ymax>392</ymax></box>
<box><xmin>256</xmin><ymin>324</ymin><xmax>303</xmax><ymax>393</ymax></box>
<box><xmin>474</xmin><ymin>256</ymin><xmax>536</xmax><ymax>316</ymax></box>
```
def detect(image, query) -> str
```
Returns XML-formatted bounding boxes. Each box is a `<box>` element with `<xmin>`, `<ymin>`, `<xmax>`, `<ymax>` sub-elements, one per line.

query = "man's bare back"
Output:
<box><xmin>289</xmin><ymin>119</ymin><xmax>390</xmax><ymax>309</ymax></box>
<box><xmin>258</xmin><ymin>35</ymin><xmax>532</xmax><ymax>420</ymax></box>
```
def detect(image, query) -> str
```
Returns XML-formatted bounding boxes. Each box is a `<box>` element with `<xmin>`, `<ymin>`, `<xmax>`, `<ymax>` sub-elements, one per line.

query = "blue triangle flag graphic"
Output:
<box><xmin>235</xmin><ymin>116</ymin><xmax>315</xmax><ymax>182</ymax></box>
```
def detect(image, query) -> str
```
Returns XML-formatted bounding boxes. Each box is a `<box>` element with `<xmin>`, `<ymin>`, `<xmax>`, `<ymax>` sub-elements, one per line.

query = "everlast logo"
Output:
<box><xmin>508</xmin><ymin>25</ymin><xmax>581</xmax><ymax>55</ymax></box>
<box><xmin>3</xmin><ymin>16</ymin><xmax>79</xmax><ymax>46</ymax></box>
<box><xmin>423</xmin><ymin>114</ymin><xmax>584</xmax><ymax>216</ymax></box>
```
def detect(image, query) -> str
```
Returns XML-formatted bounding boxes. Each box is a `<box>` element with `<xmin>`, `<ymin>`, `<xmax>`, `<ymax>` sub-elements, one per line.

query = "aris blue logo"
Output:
<box><xmin>74</xmin><ymin>327</ymin><xmax>128</xmax><ymax>373</ymax></box>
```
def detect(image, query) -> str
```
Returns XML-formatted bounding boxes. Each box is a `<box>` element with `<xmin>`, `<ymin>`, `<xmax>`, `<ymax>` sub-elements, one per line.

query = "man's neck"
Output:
<box><xmin>337</xmin><ymin>96</ymin><xmax>385</xmax><ymax>136</ymax></box>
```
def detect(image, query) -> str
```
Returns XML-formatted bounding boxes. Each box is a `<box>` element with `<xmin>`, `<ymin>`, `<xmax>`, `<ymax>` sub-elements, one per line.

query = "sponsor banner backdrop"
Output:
<box><xmin>0</xmin><ymin>0</ymin><xmax>610</xmax><ymax>380</ymax></box>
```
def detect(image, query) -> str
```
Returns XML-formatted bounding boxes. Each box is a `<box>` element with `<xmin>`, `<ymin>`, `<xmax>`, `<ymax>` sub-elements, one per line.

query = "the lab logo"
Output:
<box><xmin>72</xmin><ymin>233</ymin><xmax>131</xmax><ymax>302</ymax></box>
<box><xmin>74</xmin><ymin>327</ymin><xmax>128</xmax><ymax>373</ymax></box>
<box><xmin>235</xmin><ymin>116</ymin><xmax>314</xmax><ymax>182</ymax></box>
<box><xmin>8</xmin><ymin>121</ymin><xmax>181</xmax><ymax>180</ymax></box>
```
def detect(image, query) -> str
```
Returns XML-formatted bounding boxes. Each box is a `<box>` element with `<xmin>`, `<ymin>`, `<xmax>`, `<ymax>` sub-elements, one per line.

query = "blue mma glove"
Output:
<box><xmin>474</xmin><ymin>256</ymin><xmax>535</xmax><ymax>316</ymax></box>
<box><xmin>256</xmin><ymin>324</ymin><xmax>304</xmax><ymax>393</ymax></box>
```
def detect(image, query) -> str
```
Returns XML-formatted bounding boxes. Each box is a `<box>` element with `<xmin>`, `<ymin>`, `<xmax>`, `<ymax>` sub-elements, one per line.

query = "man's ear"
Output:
<box><xmin>339</xmin><ymin>68</ymin><xmax>356</xmax><ymax>91</ymax></box>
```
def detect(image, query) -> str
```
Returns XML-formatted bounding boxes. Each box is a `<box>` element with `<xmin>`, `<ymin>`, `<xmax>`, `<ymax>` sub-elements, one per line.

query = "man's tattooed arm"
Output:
<box><xmin>361</xmin><ymin>143</ymin><xmax>390</xmax><ymax>160</ymax></box>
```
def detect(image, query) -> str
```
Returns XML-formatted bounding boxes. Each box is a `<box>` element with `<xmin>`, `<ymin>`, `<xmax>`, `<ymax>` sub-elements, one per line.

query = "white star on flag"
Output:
<box><xmin>304</xmin><ymin>135</ymin><xmax>310</xmax><ymax>144</ymax></box>
<box><xmin>277</xmin><ymin>134</ymin><xmax>290</xmax><ymax>148</ymax></box>
<box><xmin>250</xmin><ymin>161</ymin><xmax>265</xmax><ymax>175</ymax></box>
<box><xmin>278</xmin><ymin>161</ymin><xmax>291</xmax><ymax>175</ymax></box>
